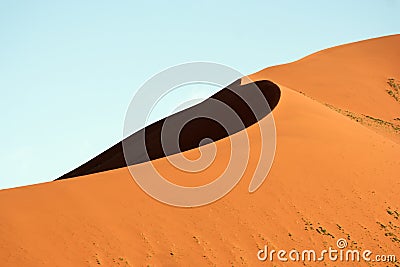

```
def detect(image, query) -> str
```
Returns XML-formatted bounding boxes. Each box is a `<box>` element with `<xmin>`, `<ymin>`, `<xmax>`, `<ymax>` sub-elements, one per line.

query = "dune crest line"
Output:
<box><xmin>58</xmin><ymin>79</ymin><xmax>280</xmax><ymax>180</ymax></box>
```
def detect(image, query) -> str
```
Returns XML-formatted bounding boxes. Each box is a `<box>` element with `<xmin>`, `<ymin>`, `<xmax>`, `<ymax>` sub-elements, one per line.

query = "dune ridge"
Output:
<box><xmin>250</xmin><ymin>34</ymin><xmax>400</xmax><ymax>144</ymax></box>
<box><xmin>58</xmin><ymin>79</ymin><xmax>280</xmax><ymax>180</ymax></box>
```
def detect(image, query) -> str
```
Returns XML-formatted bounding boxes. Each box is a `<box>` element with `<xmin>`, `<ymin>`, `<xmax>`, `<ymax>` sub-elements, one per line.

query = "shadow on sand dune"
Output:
<box><xmin>57</xmin><ymin>79</ymin><xmax>280</xmax><ymax>180</ymax></box>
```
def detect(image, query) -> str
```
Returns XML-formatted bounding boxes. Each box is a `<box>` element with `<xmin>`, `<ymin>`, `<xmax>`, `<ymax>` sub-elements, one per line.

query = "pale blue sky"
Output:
<box><xmin>0</xmin><ymin>0</ymin><xmax>399</xmax><ymax>189</ymax></box>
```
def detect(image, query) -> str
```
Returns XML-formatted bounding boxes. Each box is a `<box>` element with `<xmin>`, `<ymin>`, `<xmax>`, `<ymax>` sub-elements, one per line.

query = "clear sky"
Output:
<box><xmin>0</xmin><ymin>0</ymin><xmax>399</xmax><ymax>189</ymax></box>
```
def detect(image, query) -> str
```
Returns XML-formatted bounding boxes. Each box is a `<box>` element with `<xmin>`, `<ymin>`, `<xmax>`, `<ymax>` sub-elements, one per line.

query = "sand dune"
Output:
<box><xmin>250</xmin><ymin>34</ymin><xmax>400</xmax><ymax>143</ymax></box>
<box><xmin>0</xmin><ymin>36</ymin><xmax>399</xmax><ymax>266</ymax></box>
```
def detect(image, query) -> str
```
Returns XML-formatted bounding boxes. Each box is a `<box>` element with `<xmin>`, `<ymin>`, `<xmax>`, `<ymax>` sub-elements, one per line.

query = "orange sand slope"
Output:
<box><xmin>250</xmin><ymin>34</ymin><xmax>400</xmax><ymax>121</ymax></box>
<box><xmin>0</xmin><ymin>36</ymin><xmax>400</xmax><ymax>266</ymax></box>
<box><xmin>250</xmin><ymin>34</ymin><xmax>400</xmax><ymax>144</ymax></box>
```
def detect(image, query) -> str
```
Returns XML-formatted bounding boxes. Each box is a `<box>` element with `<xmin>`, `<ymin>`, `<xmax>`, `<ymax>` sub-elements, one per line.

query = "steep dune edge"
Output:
<box><xmin>0</xmin><ymin>85</ymin><xmax>399</xmax><ymax>266</ymax></box>
<box><xmin>58</xmin><ymin>80</ymin><xmax>280</xmax><ymax>180</ymax></box>
<box><xmin>249</xmin><ymin>34</ymin><xmax>400</xmax><ymax>143</ymax></box>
